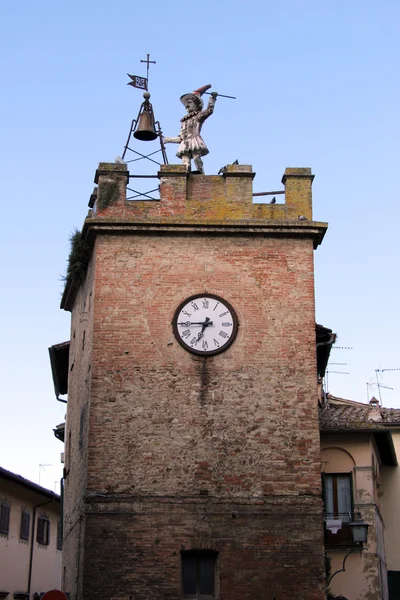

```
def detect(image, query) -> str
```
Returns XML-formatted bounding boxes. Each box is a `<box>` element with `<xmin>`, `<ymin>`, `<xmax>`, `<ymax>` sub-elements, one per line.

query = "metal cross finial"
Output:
<box><xmin>140</xmin><ymin>53</ymin><xmax>156</xmax><ymax>90</ymax></box>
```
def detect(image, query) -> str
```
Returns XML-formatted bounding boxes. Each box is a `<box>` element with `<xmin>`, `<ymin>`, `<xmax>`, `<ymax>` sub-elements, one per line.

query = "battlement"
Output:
<box><xmin>91</xmin><ymin>162</ymin><xmax>317</xmax><ymax>222</ymax></box>
<box><xmin>61</xmin><ymin>162</ymin><xmax>327</xmax><ymax>310</ymax></box>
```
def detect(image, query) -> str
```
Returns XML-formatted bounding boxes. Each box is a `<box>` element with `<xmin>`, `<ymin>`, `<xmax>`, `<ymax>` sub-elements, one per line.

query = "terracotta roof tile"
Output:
<box><xmin>320</xmin><ymin>395</ymin><xmax>400</xmax><ymax>431</ymax></box>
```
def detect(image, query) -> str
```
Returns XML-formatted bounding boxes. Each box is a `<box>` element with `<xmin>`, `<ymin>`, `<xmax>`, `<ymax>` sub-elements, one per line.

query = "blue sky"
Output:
<box><xmin>1</xmin><ymin>0</ymin><xmax>399</xmax><ymax>491</ymax></box>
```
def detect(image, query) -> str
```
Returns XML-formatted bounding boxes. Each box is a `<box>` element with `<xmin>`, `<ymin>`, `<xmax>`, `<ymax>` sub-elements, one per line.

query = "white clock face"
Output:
<box><xmin>172</xmin><ymin>294</ymin><xmax>238</xmax><ymax>356</ymax></box>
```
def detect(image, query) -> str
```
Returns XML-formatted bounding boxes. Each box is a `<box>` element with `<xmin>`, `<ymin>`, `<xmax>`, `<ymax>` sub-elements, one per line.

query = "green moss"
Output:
<box><xmin>97</xmin><ymin>180</ymin><xmax>118</xmax><ymax>211</ymax></box>
<box><xmin>64</xmin><ymin>229</ymin><xmax>90</xmax><ymax>285</ymax></box>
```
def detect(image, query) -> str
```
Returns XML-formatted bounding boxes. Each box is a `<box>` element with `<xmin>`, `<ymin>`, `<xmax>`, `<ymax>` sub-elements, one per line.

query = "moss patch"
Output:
<box><xmin>97</xmin><ymin>180</ymin><xmax>118</xmax><ymax>211</ymax></box>
<box><xmin>64</xmin><ymin>229</ymin><xmax>90</xmax><ymax>285</ymax></box>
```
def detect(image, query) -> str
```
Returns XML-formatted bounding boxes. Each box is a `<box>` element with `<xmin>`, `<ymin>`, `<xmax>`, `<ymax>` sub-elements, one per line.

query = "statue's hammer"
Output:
<box><xmin>204</xmin><ymin>92</ymin><xmax>236</xmax><ymax>100</ymax></box>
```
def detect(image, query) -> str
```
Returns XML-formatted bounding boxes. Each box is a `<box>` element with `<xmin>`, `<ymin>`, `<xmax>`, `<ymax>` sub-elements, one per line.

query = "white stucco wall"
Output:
<box><xmin>0</xmin><ymin>476</ymin><xmax>61</xmax><ymax>596</ymax></box>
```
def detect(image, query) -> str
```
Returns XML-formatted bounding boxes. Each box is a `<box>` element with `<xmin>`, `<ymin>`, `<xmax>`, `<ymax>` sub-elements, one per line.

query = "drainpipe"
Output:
<box><xmin>27</xmin><ymin>498</ymin><xmax>55</xmax><ymax>598</ymax></box>
<box><xmin>316</xmin><ymin>333</ymin><xmax>336</xmax><ymax>354</ymax></box>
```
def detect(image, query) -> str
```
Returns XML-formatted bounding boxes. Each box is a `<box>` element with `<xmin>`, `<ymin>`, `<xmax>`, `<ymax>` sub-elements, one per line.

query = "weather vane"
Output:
<box><xmin>127</xmin><ymin>53</ymin><xmax>156</xmax><ymax>92</ymax></box>
<box><xmin>121</xmin><ymin>53</ymin><xmax>168</xmax><ymax>166</ymax></box>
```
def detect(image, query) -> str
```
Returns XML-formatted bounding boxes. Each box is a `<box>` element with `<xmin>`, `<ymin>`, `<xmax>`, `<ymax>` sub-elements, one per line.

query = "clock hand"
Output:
<box><xmin>177</xmin><ymin>320</ymin><xmax>214</xmax><ymax>326</ymax></box>
<box><xmin>200</xmin><ymin>317</ymin><xmax>211</xmax><ymax>334</ymax></box>
<box><xmin>193</xmin><ymin>318</ymin><xmax>213</xmax><ymax>345</ymax></box>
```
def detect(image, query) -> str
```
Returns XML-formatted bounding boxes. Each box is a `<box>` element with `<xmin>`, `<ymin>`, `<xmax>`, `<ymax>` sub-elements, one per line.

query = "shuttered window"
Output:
<box><xmin>57</xmin><ymin>520</ymin><xmax>63</xmax><ymax>550</ymax></box>
<box><xmin>20</xmin><ymin>510</ymin><xmax>30</xmax><ymax>541</ymax></box>
<box><xmin>0</xmin><ymin>503</ymin><xmax>10</xmax><ymax>535</ymax></box>
<box><xmin>37</xmin><ymin>517</ymin><xmax>50</xmax><ymax>545</ymax></box>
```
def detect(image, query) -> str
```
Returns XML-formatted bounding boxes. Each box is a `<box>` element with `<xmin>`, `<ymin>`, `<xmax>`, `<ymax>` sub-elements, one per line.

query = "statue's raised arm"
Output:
<box><xmin>163</xmin><ymin>84</ymin><xmax>218</xmax><ymax>174</ymax></box>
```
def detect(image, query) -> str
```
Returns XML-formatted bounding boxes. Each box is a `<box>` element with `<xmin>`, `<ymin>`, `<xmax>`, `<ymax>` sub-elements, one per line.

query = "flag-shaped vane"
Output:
<box><xmin>127</xmin><ymin>74</ymin><xmax>148</xmax><ymax>90</ymax></box>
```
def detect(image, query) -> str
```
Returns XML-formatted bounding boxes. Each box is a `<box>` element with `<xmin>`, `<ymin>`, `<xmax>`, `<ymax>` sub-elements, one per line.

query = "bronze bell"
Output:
<box><xmin>133</xmin><ymin>110</ymin><xmax>158</xmax><ymax>141</ymax></box>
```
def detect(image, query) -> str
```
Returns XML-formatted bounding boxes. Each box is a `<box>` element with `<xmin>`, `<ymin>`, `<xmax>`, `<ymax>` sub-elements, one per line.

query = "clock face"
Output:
<box><xmin>172</xmin><ymin>294</ymin><xmax>238</xmax><ymax>356</ymax></box>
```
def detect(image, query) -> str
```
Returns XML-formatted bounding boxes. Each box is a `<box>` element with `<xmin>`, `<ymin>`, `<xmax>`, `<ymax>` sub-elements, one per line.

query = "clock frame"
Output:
<box><xmin>172</xmin><ymin>293</ymin><xmax>239</xmax><ymax>356</ymax></box>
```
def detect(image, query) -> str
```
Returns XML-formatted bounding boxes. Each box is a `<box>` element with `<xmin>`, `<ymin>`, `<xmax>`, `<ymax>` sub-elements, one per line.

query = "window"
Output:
<box><xmin>181</xmin><ymin>551</ymin><xmax>217</xmax><ymax>598</ymax></box>
<box><xmin>37</xmin><ymin>517</ymin><xmax>50</xmax><ymax>545</ymax></box>
<box><xmin>0</xmin><ymin>502</ymin><xmax>10</xmax><ymax>535</ymax></box>
<box><xmin>323</xmin><ymin>473</ymin><xmax>354</xmax><ymax>546</ymax></box>
<box><xmin>323</xmin><ymin>473</ymin><xmax>352</xmax><ymax>521</ymax></box>
<box><xmin>57</xmin><ymin>520</ymin><xmax>63</xmax><ymax>550</ymax></box>
<box><xmin>20</xmin><ymin>510</ymin><xmax>30</xmax><ymax>541</ymax></box>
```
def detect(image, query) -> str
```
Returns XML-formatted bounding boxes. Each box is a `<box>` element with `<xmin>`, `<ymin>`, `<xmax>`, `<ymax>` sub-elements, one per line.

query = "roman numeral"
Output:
<box><xmin>202</xmin><ymin>340</ymin><xmax>208</xmax><ymax>350</ymax></box>
<box><xmin>182</xmin><ymin>329</ymin><xmax>191</xmax><ymax>339</ymax></box>
<box><xmin>213</xmin><ymin>338</ymin><xmax>220</xmax><ymax>347</ymax></box>
<box><xmin>219</xmin><ymin>331</ymin><xmax>229</xmax><ymax>339</ymax></box>
<box><xmin>213</xmin><ymin>302</ymin><xmax>220</xmax><ymax>311</ymax></box>
<box><xmin>222</xmin><ymin>322</ymin><xmax>232</xmax><ymax>327</ymax></box>
<box><xmin>202</xmin><ymin>299</ymin><xmax>209</xmax><ymax>308</ymax></box>
<box><xmin>219</xmin><ymin>311</ymin><xmax>229</xmax><ymax>317</ymax></box>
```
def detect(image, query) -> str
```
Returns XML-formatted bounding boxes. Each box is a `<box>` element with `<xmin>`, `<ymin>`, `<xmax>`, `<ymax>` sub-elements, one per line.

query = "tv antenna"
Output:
<box><xmin>39</xmin><ymin>463</ymin><xmax>52</xmax><ymax>485</ymax></box>
<box><xmin>372</xmin><ymin>368</ymin><xmax>400</xmax><ymax>405</ymax></box>
<box><xmin>332</xmin><ymin>346</ymin><xmax>353</xmax><ymax>350</ymax></box>
<box><xmin>324</xmin><ymin>363</ymin><xmax>349</xmax><ymax>395</ymax></box>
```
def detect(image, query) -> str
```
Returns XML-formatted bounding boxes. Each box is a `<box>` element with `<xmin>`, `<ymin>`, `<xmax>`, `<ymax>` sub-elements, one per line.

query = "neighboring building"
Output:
<box><xmin>55</xmin><ymin>162</ymin><xmax>329</xmax><ymax>600</ymax></box>
<box><xmin>320</xmin><ymin>394</ymin><xmax>400</xmax><ymax>600</ymax></box>
<box><xmin>0</xmin><ymin>467</ymin><xmax>62</xmax><ymax>599</ymax></box>
<box><xmin>381</xmin><ymin>428</ymin><xmax>400</xmax><ymax>598</ymax></box>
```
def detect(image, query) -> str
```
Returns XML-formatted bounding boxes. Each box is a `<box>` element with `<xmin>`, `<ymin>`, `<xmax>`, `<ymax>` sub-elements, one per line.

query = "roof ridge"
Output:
<box><xmin>0</xmin><ymin>466</ymin><xmax>60</xmax><ymax>500</ymax></box>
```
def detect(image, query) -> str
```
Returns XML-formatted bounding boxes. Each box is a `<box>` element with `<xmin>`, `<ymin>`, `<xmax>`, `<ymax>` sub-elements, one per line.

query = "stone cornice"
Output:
<box><xmin>82</xmin><ymin>217</ymin><xmax>327</xmax><ymax>248</ymax></box>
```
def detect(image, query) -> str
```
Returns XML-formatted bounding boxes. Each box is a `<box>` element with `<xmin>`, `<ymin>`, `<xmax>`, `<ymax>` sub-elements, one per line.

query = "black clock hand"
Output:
<box><xmin>177</xmin><ymin>320</ymin><xmax>214</xmax><ymax>326</ymax></box>
<box><xmin>195</xmin><ymin>318</ymin><xmax>212</xmax><ymax>343</ymax></box>
<box><xmin>200</xmin><ymin>317</ymin><xmax>211</xmax><ymax>334</ymax></box>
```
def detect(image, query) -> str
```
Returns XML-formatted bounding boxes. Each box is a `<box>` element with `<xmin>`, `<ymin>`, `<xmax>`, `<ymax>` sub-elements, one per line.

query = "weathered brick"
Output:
<box><xmin>61</xmin><ymin>164</ymin><xmax>327</xmax><ymax>600</ymax></box>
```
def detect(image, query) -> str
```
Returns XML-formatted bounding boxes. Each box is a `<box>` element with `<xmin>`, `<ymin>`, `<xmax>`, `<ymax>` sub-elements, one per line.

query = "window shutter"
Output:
<box><xmin>37</xmin><ymin>516</ymin><xmax>50</xmax><ymax>544</ymax></box>
<box><xmin>0</xmin><ymin>503</ymin><xmax>10</xmax><ymax>535</ymax></box>
<box><xmin>182</xmin><ymin>555</ymin><xmax>197</xmax><ymax>595</ymax></box>
<box><xmin>182</xmin><ymin>550</ymin><xmax>217</xmax><ymax>598</ymax></box>
<box><xmin>20</xmin><ymin>511</ymin><xmax>30</xmax><ymax>541</ymax></box>
<box><xmin>199</xmin><ymin>555</ymin><xmax>215</xmax><ymax>595</ymax></box>
<box><xmin>57</xmin><ymin>520</ymin><xmax>63</xmax><ymax>550</ymax></box>
<box><xmin>37</xmin><ymin>516</ymin><xmax>44</xmax><ymax>543</ymax></box>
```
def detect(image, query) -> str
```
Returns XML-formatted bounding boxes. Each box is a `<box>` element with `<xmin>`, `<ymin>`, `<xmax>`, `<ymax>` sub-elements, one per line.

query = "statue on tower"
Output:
<box><xmin>164</xmin><ymin>84</ymin><xmax>218</xmax><ymax>174</ymax></box>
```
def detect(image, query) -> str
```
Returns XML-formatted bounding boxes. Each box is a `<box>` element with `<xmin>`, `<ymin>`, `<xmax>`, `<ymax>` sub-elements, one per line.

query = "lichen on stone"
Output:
<box><xmin>97</xmin><ymin>180</ymin><xmax>118</xmax><ymax>211</ymax></box>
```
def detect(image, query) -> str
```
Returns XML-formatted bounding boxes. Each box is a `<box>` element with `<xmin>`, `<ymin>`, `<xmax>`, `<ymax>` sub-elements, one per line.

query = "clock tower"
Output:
<box><xmin>60</xmin><ymin>161</ymin><xmax>327</xmax><ymax>600</ymax></box>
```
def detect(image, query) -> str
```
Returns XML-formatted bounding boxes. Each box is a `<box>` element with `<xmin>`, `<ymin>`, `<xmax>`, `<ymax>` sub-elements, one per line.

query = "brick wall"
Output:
<box><xmin>87</xmin><ymin>233</ymin><xmax>320</xmax><ymax>498</ymax></box>
<box><xmin>62</xmin><ymin>165</ymin><xmax>327</xmax><ymax>600</ymax></box>
<box><xmin>62</xmin><ymin>255</ymin><xmax>96</xmax><ymax>599</ymax></box>
<box><xmin>83</xmin><ymin>500</ymin><xmax>324</xmax><ymax>600</ymax></box>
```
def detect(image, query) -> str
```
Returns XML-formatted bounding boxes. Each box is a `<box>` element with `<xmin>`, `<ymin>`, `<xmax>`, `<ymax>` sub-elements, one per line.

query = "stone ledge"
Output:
<box><xmin>158</xmin><ymin>164</ymin><xmax>189</xmax><ymax>177</ymax></box>
<box><xmin>94</xmin><ymin>163</ymin><xmax>129</xmax><ymax>184</ymax></box>
<box><xmin>82</xmin><ymin>220</ymin><xmax>327</xmax><ymax>249</ymax></box>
